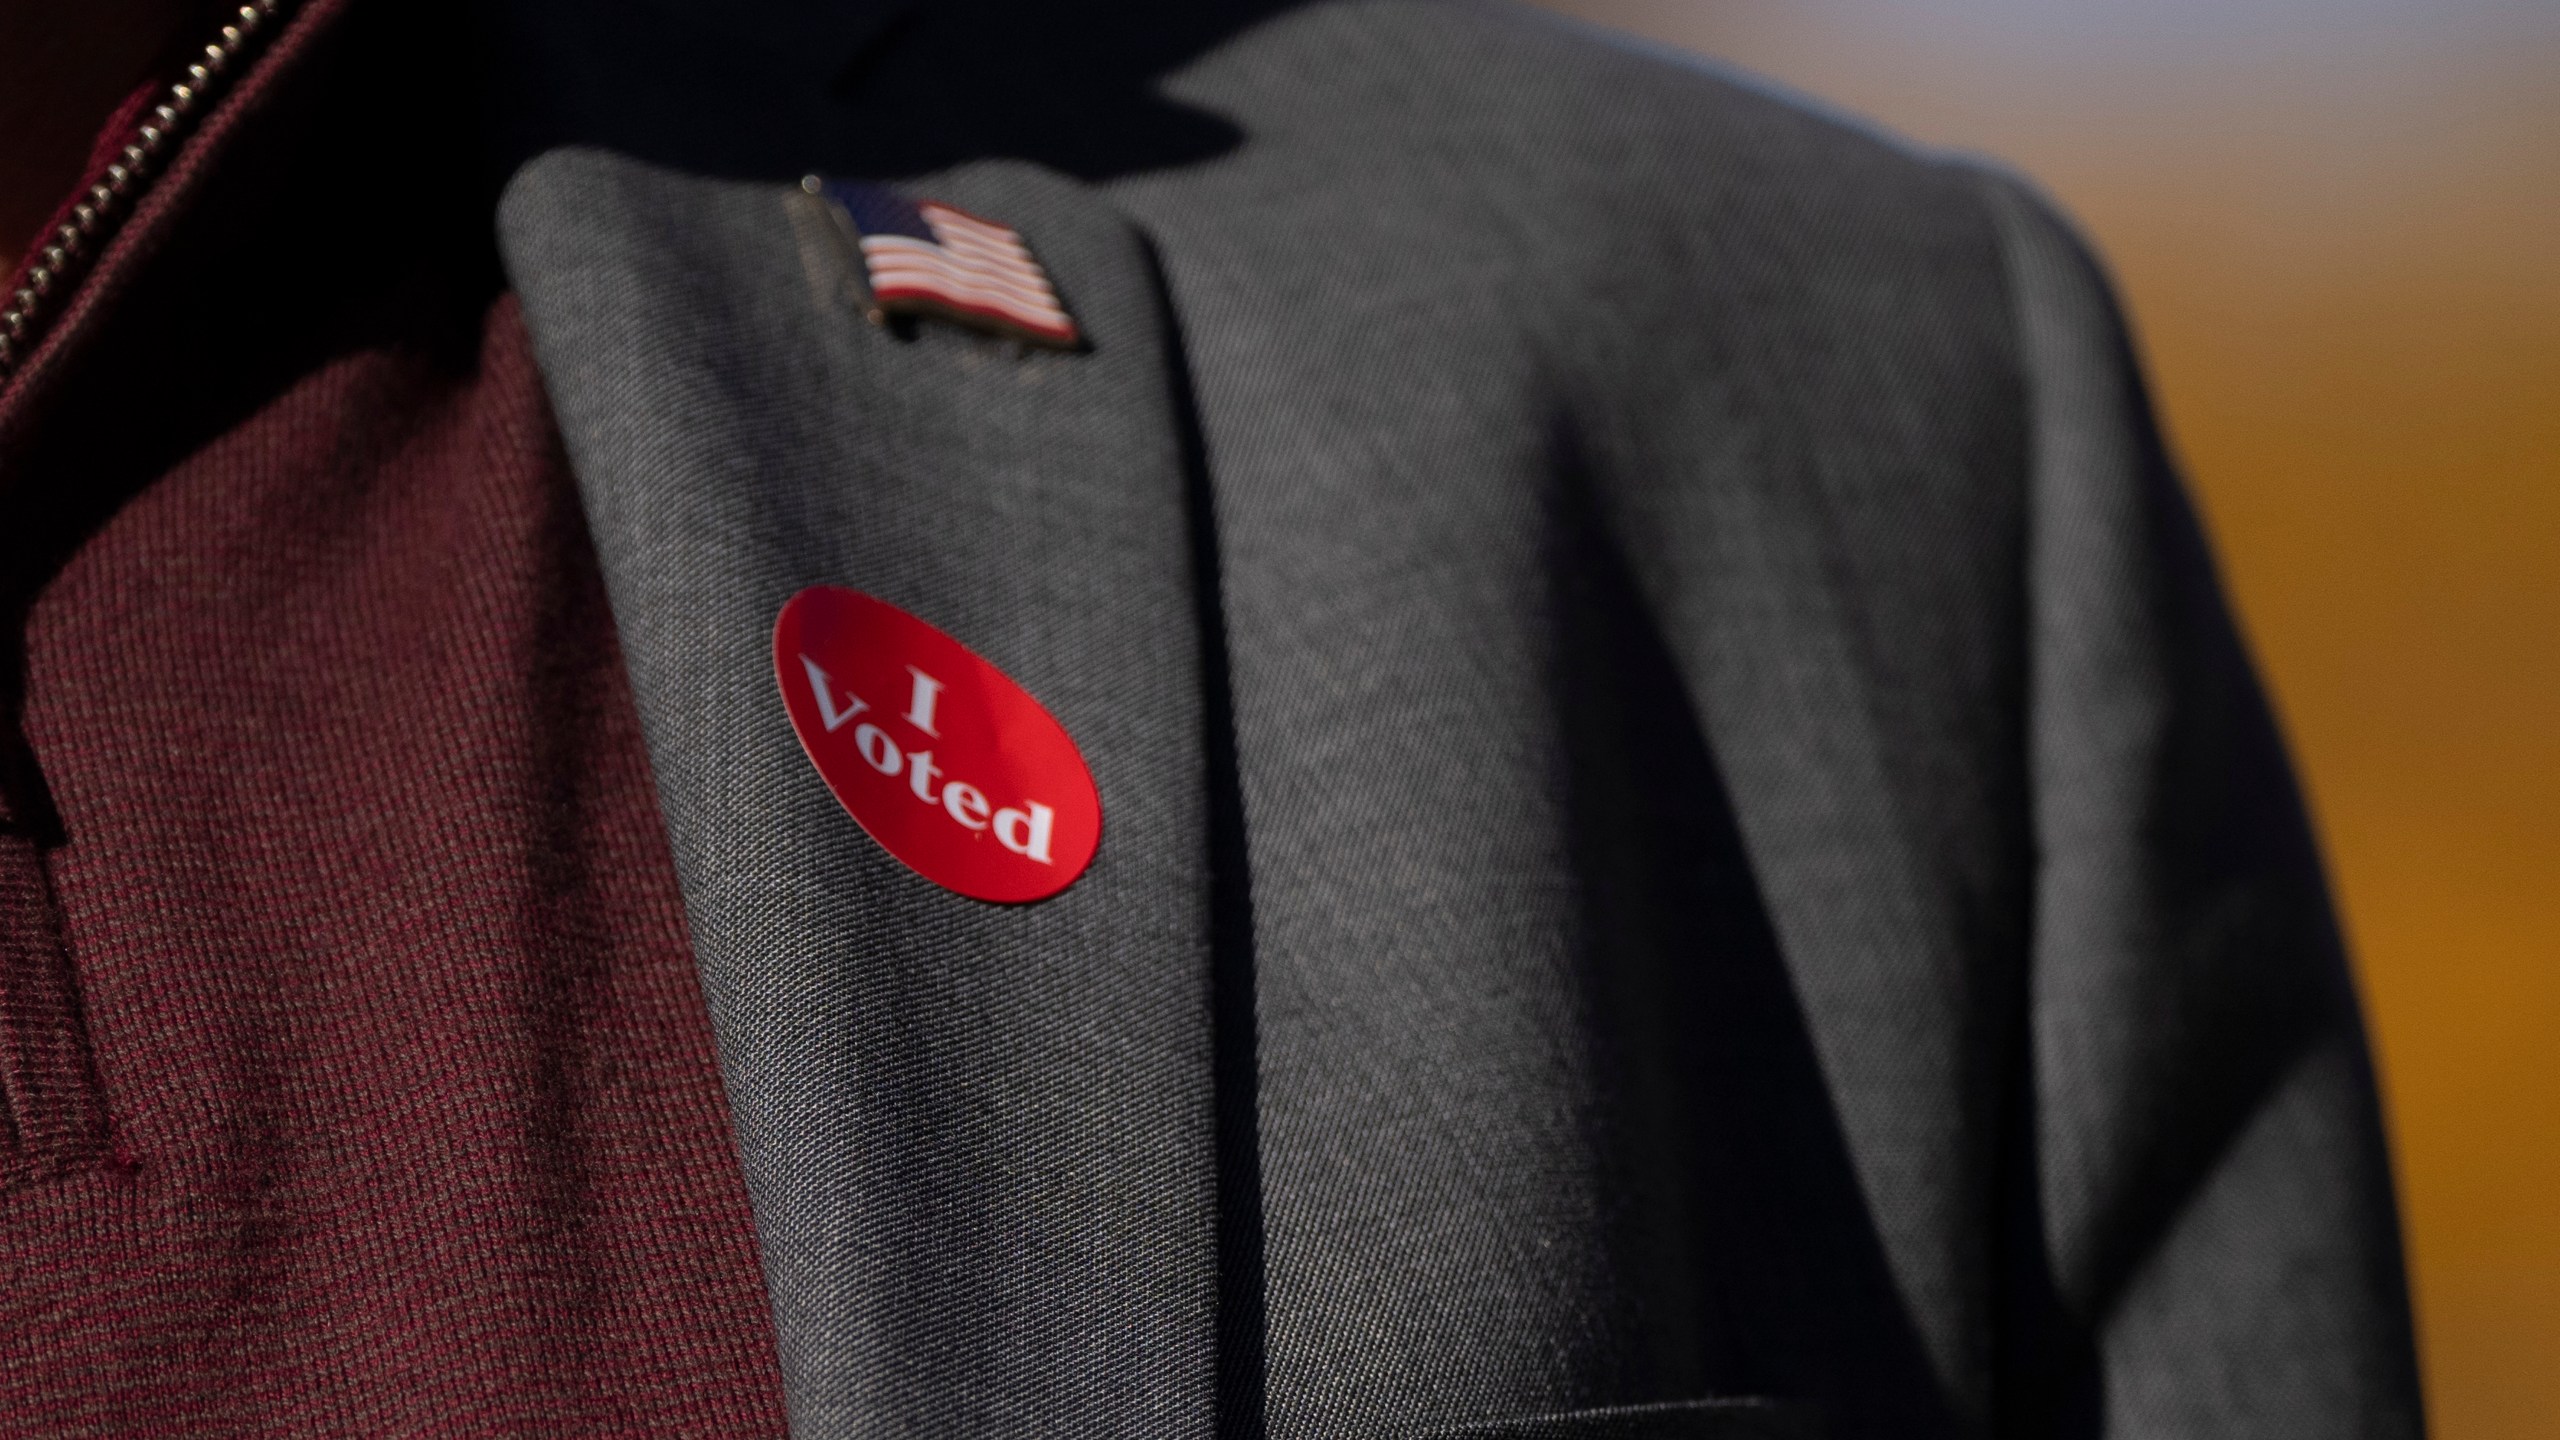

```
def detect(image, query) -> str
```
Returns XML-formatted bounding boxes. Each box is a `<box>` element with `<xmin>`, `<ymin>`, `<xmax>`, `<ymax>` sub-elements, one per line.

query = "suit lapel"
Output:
<box><xmin>499</xmin><ymin>150</ymin><xmax>1218</xmax><ymax>1438</ymax></box>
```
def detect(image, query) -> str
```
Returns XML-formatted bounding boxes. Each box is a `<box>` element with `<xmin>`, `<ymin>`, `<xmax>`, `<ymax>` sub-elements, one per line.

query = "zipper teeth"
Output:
<box><xmin>0</xmin><ymin>0</ymin><xmax>293</xmax><ymax>380</ymax></box>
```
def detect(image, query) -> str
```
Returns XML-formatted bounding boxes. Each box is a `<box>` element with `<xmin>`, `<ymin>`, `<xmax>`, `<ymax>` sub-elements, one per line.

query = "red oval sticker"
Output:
<box><xmin>774</xmin><ymin>587</ymin><xmax>1101</xmax><ymax>903</ymax></box>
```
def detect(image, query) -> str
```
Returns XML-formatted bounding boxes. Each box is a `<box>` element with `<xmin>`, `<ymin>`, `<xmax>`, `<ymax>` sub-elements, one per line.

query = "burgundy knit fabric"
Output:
<box><xmin>0</xmin><ymin>1</ymin><xmax>789</xmax><ymax>1432</ymax></box>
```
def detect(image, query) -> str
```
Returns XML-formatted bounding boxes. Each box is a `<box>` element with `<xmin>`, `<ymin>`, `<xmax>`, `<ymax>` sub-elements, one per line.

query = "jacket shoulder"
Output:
<box><xmin>1152</xmin><ymin>0</ymin><xmax>1996</xmax><ymax>264</ymax></box>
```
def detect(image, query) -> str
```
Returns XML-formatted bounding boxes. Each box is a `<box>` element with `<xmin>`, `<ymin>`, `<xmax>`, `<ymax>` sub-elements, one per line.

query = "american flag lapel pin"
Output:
<box><xmin>805</xmin><ymin>176</ymin><xmax>1082</xmax><ymax>350</ymax></box>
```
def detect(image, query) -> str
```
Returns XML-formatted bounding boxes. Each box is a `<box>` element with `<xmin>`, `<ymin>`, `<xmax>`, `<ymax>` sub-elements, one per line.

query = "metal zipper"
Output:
<box><xmin>0</xmin><ymin>0</ymin><xmax>293</xmax><ymax>380</ymax></box>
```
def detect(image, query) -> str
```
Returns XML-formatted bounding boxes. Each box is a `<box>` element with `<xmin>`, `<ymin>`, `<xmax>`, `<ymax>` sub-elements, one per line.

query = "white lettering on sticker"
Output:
<box><xmin>906</xmin><ymin>748</ymin><xmax>942</xmax><ymax>804</ymax></box>
<box><xmin>942</xmin><ymin>781</ymin><xmax>991</xmax><ymax>830</ymax></box>
<box><xmin>854</xmin><ymin>723</ymin><xmax>902</xmax><ymax>776</ymax></box>
<box><xmin>993</xmin><ymin>801</ymin><xmax>1056</xmax><ymax>865</ymax></box>
<box><xmin>904</xmin><ymin>666</ymin><xmax>946</xmax><ymax>737</ymax></box>
<box><xmin>802</xmin><ymin>655</ymin><xmax>870</xmax><ymax>733</ymax></box>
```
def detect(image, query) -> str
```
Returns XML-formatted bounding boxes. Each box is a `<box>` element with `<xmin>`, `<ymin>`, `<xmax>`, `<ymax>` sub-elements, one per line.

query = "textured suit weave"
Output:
<box><xmin>499</xmin><ymin>1</ymin><xmax>2420</xmax><ymax>1437</ymax></box>
<box><xmin>505</xmin><ymin>159</ymin><xmax>1223</xmax><ymax>1438</ymax></box>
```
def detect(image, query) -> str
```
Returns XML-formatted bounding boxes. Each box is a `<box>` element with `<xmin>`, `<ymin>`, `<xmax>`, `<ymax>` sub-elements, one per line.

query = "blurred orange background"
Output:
<box><xmin>1538</xmin><ymin>2</ymin><xmax>2559</xmax><ymax>1433</ymax></box>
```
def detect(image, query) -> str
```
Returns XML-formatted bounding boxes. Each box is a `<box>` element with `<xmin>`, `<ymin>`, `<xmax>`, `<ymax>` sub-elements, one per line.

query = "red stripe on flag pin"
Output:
<box><xmin>807</xmin><ymin>176</ymin><xmax>1081</xmax><ymax>350</ymax></box>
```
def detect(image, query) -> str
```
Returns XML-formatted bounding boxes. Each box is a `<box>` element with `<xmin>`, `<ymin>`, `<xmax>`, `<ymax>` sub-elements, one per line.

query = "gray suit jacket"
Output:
<box><xmin>488</xmin><ymin>0</ymin><xmax>2422</xmax><ymax>1435</ymax></box>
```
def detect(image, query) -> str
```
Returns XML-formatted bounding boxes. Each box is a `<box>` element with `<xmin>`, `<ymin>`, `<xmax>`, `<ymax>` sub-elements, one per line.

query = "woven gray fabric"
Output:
<box><xmin>499</xmin><ymin>157</ymin><xmax>1218</xmax><ymax>1438</ymax></box>
<box><xmin>1103</xmin><ymin>13</ymin><xmax>2023</xmax><ymax>1434</ymax></box>
<box><xmin>499</xmin><ymin>1</ymin><xmax>2420</xmax><ymax>1437</ymax></box>
<box><xmin>1425</xmin><ymin>1399</ymin><xmax>1820</xmax><ymax>1440</ymax></box>
<box><xmin>1984</xmin><ymin>170</ymin><xmax>2422</xmax><ymax>1437</ymax></box>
